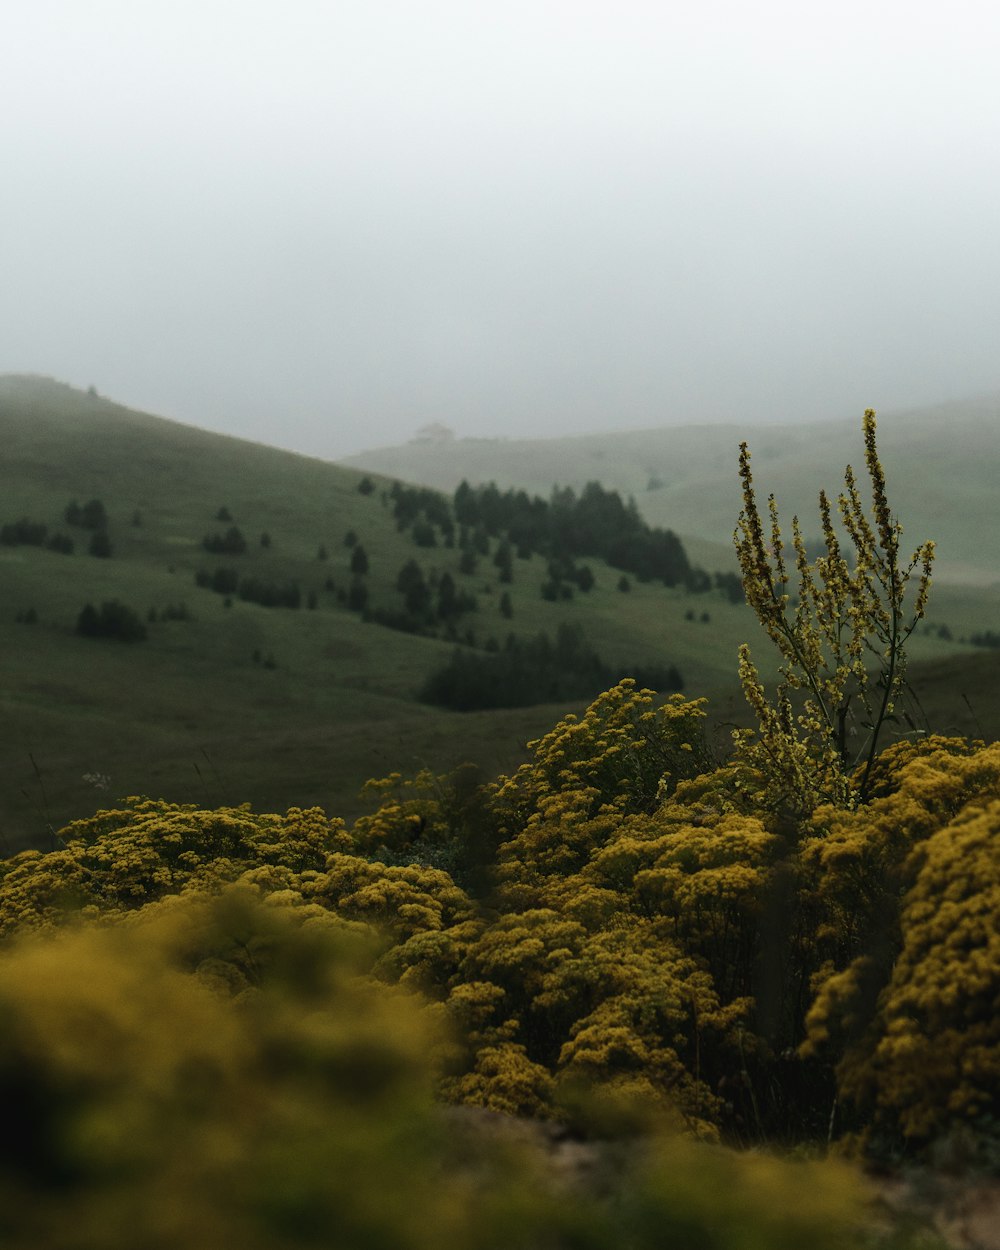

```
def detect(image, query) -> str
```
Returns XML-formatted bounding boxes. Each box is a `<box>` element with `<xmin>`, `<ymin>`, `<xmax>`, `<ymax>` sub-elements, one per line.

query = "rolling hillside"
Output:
<box><xmin>1</xmin><ymin>376</ymin><xmax>994</xmax><ymax>855</ymax></box>
<box><xmin>0</xmin><ymin>376</ymin><xmax>763</xmax><ymax>851</ymax></box>
<box><xmin>341</xmin><ymin>397</ymin><xmax>1000</xmax><ymax>585</ymax></box>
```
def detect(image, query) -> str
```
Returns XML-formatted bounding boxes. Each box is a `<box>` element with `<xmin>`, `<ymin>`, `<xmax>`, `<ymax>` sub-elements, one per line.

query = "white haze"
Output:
<box><xmin>2</xmin><ymin>0</ymin><xmax>999</xmax><ymax>458</ymax></box>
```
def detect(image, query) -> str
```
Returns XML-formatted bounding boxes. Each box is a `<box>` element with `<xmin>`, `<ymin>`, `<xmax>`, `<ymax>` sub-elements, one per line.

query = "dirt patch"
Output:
<box><xmin>874</xmin><ymin>1173</ymin><xmax>1000</xmax><ymax>1250</ymax></box>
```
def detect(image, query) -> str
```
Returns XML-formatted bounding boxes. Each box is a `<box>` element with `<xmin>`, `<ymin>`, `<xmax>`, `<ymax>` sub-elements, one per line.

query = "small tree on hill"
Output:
<box><xmin>89</xmin><ymin>530</ymin><xmax>113</xmax><ymax>558</ymax></box>
<box><xmin>202</xmin><ymin>527</ymin><xmax>247</xmax><ymax>555</ymax></box>
<box><xmin>350</xmin><ymin>545</ymin><xmax>369</xmax><ymax>576</ymax></box>
<box><xmin>66</xmin><ymin>499</ymin><xmax>107</xmax><ymax>530</ymax></box>
<box><xmin>76</xmin><ymin>601</ymin><xmax>147</xmax><ymax>642</ymax></box>
<box><xmin>413</xmin><ymin>520</ymin><xmax>437</xmax><ymax>548</ymax></box>
<box><xmin>494</xmin><ymin>540</ymin><xmax>513</xmax><ymax>584</ymax></box>
<box><xmin>81</xmin><ymin>499</ymin><xmax>108</xmax><ymax>530</ymax></box>
<box><xmin>397</xmin><ymin>559</ymin><xmax>431</xmax><ymax>618</ymax></box>
<box><xmin>77</xmin><ymin>603</ymin><xmax>99</xmax><ymax>636</ymax></box>
<box><xmin>437</xmin><ymin>572</ymin><xmax>460</xmax><ymax>621</ymax></box>
<box><xmin>347</xmin><ymin>578</ymin><xmax>368</xmax><ymax>612</ymax></box>
<box><xmin>574</xmin><ymin>564</ymin><xmax>595</xmax><ymax>592</ymax></box>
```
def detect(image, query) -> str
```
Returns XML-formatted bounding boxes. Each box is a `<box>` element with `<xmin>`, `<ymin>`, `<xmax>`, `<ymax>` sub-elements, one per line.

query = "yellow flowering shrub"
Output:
<box><xmin>0</xmin><ymin>867</ymin><xmax>909</xmax><ymax>1248</ymax></box>
<box><xmin>550</xmin><ymin>924</ymin><xmax>738</xmax><ymax>1135</ymax></box>
<box><xmin>799</xmin><ymin>740</ymin><xmax>1000</xmax><ymax>1145</ymax></box>
<box><xmin>0</xmin><ymin>800</ymin><xmax>350</xmax><ymax>937</ymax></box>
<box><xmin>349</xmin><ymin>763</ymin><xmax>498</xmax><ymax>890</ymax></box>
<box><xmin>0</xmin><ymin>886</ymin><xmax>471</xmax><ymax>1250</ymax></box>
<box><xmin>374</xmin><ymin>921</ymin><xmax>484</xmax><ymax>994</ymax></box>
<box><xmin>351</xmin><ymin>769</ymin><xmax>451</xmax><ymax>854</ymax></box>
<box><xmin>803</xmin><ymin>740</ymin><xmax>1000</xmax><ymax>988</ymax></box>
<box><xmin>629</xmin><ymin>813</ymin><xmax>779</xmax><ymax>995</ymax></box>
<box><xmin>432</xmin><ymin>899</ymin><xmax>743</xmax><ymax>1129</ymax></box>
<box><xmin>488</xmin><ymin>679</ymin><xmax>713</xmax><ymax>833</ymax></box>
<box><xmin>300</xmin><ymin>853</ymin><xmax>477</xmax><ymax>939</ymax></box>
<box><xmin>808</xmin><ymin>797</ymin><xmax>1000</xmax><ymax>1143</ymax></box>
<box><xmin>1</xmin><ymin>655</ymin><xmax>997</xmax><ymax>1175</ymax></box>
<box><xmin>0</xmin><ymin>849</ymin><xmax>103</xmax><ymax>938</ymax></box>
<box><xmin>439</xmin><ymin>1042</ymin><xmax>556</xmax><ymax>1116</ymax></box>
<box><xmin>734</xmin><ymin>411</ymin><xmax>934</xmax><ymax>813</ymax></box>
<box><xmin>493</xmin><ymin>791</ymin><xmax>625</xmax><ymax>910</ymax></box>
<box><xmin>457</xmin><ymin>908</ymin><xmax>588</xmax><ymax>1013</ymax></box>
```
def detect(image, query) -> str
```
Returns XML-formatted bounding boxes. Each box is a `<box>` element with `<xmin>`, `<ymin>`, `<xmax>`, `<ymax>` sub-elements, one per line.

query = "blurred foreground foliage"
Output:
<box><xmin>0</xmin><ymin>678</ymin><xmax>995</xmax><ymax>1244</ymax></box>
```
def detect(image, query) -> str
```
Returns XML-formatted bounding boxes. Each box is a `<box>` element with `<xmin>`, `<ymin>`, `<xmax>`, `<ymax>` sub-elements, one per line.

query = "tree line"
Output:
<box><xmin>419</xmin><ymin>622</ymin><xmax>683</xmax><ymax>711</ymax></box>
<box><xmin>452</xmin><ymin>478</ymin><xmax>701</xmax><ymax>588</ymax></box>
<box><xmin>2</xmin><ymin>497</ymin><xmax>114</xmax><ymax>556</ymax></box>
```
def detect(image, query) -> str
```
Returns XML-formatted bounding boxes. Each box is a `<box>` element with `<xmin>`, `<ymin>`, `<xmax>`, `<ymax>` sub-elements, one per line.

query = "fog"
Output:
<box><xmin>3</xmin><ymin>1</ymin><xmax>999</xmax><ymax>458</ymax></box>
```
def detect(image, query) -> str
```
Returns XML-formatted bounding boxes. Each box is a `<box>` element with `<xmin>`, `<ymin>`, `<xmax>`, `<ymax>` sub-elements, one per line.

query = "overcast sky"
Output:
<box><xmin>2</xmin><ymin>1</ymin><xmax>999</xmax><ymax>458</ymax></box>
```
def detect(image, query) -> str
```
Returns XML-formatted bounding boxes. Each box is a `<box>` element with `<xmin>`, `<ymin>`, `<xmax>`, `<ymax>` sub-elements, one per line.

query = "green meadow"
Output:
<box><xmin>1</xmin><ymin>375</ymin><xmax>995</xmax><ymax>852</ymax></box>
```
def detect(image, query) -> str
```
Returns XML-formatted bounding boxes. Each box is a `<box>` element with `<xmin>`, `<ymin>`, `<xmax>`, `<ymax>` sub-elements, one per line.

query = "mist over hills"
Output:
<box><xmin>341</xmin><ymin>396</ymin><xmax>1000</xmax><ymax>585</ymax></box>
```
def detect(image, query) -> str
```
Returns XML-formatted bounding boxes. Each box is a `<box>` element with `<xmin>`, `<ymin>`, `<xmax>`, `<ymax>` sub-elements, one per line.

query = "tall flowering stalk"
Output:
<box><xmin>734</xmin><ymin>410</ymin><xmax>934</xmax><ymax>810</ymax></box>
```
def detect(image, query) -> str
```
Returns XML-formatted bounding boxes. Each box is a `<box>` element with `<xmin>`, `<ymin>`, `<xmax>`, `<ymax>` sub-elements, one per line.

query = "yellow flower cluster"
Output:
<box><xmin>0</xmin><ymin>799</ymin><xmax>349</xmax><ymax>937</ymax></box>
<box><xmin>801</xmin><ymin>740</ymin><xmax>1000</xmax><ymax>1143</ymax></box>
<box><xmin>734</xmin><ymin>411</ymin><xmax>935</xmax><ymax>813</ymax></box>
<box><xmin>0</xmin><ymin>854</ymin><xmax>879</xmax><ymax>1249</ymax></box>
<box><xmin>0</xmin><ymin>682</ymin><xmax>997</xmax><ymax>1173</ymax></box>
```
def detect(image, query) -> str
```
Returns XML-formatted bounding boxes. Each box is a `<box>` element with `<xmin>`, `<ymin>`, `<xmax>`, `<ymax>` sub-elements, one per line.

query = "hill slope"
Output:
<box><xmin>341</xmin><ymin>397</ymin><xmax>1000</xmax><ymax>585</ymax></box>
<box><xmin>1</xmin><ymin>376</ymin><xmax>994</xmax><ymax>853</ymax></box>
<box><xmin>0</xmin><ymin>376</ymin><xmax>758</xmax><ymax>850</ymax></box>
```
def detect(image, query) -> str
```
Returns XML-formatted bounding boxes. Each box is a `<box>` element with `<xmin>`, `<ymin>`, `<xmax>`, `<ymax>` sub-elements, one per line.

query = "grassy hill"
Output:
<box><xmin>0</xmin><ymin>376</ymin><xmax>762</xmax><ymax>851</ymax></box>
<box><xmin>341</xmin><ymin>397</ymin><xmax>1000</xmax><ymax>585</ymax></box>
<box><xmin>1</xmin><ymin>376</ymin><xmax>994</xmax><ymax>854</ymax></box>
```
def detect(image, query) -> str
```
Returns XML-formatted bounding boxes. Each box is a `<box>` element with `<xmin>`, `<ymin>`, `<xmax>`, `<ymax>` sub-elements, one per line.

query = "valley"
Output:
<box><xmin>1</xmin><ymin>375</ymin><xmax>996</xmax><ymax>852</ymax></box>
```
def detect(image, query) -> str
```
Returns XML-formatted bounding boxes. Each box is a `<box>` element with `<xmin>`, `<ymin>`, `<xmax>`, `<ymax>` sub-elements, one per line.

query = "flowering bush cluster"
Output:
<box><xmin>0</xmin><ymin>411</ymin><xmax>988</xmax><ymax>1243</ymax></box>
<box><xmin>1</xmin><ymin>682</ymin><xmax>996</xmax><ymax>1165</ymax></box>
<box><xmin>0</xmin><ymin>798</ymin><xmax>883</xmax><ymax>1250</ymax></box>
